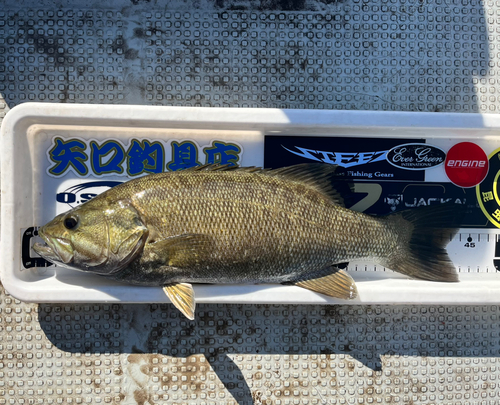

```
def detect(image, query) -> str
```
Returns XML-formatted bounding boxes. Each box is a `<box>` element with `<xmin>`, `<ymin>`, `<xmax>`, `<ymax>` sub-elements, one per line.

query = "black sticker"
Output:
<box><xmin>264</xmin><ymin>134</ymin><xmax>492</xmax><ymax>228</ymax></box>
<box><xmin>22</xmin><ymin>227</ymin><xmax>53</xmax><ymax>269</ymax></box>
<box><xmin>264</xmin><ymin>136</ymin><xmax>426</xmax><ymax>181</ymax></box>
<box><xmin>360</xmin><ymin>181</ymin><xmax>484</xmax><ymax>227</ymax></box>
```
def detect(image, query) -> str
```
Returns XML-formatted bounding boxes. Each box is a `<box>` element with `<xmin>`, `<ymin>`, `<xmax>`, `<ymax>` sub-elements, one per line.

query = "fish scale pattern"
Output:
<box><xmin>93</xmin><ymin>168</ymin><xmax>390</xmax><ymax>284</ymax></box>
<box><xmin>2</xmin><ymin>0</ymin><xmax>500</xmax><ymax>403</ymax></box>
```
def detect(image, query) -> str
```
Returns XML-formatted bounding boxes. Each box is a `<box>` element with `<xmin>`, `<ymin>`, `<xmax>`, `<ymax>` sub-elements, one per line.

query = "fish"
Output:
<box><xmin>33</xmin><ymin>163</ymin><xmax>463</xmax><ymax>320</ymax></box>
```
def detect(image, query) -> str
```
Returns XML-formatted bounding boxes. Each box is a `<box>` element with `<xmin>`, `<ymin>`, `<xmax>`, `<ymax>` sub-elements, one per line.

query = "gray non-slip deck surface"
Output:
<box><xmin>2</xmin><ymin>0</ymin><xmax>500</xmax><ymax>403</ymax></box>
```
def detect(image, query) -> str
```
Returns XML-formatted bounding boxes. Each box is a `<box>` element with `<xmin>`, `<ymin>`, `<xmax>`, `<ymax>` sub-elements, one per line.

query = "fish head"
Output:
<box><xmin>34</xmin><ymin>200</ymin><xmax>148</xmax><ymax>275</ymax></box>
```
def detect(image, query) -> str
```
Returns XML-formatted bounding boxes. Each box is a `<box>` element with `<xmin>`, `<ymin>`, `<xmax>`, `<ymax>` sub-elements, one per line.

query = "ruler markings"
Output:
<box><xmin>347</xmin><ymin>231</ymin><xmax>500</xmax><ymax>274</ymax></box>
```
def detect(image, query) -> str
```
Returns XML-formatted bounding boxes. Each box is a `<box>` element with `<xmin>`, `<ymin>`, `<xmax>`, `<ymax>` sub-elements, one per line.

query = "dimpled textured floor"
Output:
<box><xmin>2</xmin><ymin>0</ymin><xmax>500</xmax><ymax>404</ymax></box>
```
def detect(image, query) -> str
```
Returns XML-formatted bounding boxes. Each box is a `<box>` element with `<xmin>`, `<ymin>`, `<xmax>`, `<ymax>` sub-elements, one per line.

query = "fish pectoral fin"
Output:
<box><xmin>151</xmin><ymin>234</ymin><xmax>213</xmax><ymax>268</ymax></box>
<box><xmin>163</xmin><ymin>283</ymin><xmax>196</xmax><ymax>320</ymax></box>
<box><xmin>290</xmin><ymin>267</ymin><xmax>358</xmax><ymax>300</ymax></box>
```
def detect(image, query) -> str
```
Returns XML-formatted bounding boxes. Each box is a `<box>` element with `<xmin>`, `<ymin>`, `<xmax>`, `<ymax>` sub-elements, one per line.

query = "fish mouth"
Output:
<box><xmin>33</xmin><ymin>242</ymin><xmax>60</xmax><ymax>262</ymax></box>
<box><xmin>33</xmin><ymin>231</ymin><xmax>74</xmax><ymax>265</ymax></box>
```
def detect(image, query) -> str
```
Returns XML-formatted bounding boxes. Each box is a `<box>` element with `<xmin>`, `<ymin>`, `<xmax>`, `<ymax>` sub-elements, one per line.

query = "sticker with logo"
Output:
<box><xmin>476</xmin><ymin>147</ymin><xmax>500</xmax><ymax>228</ymax></box>
<box><xmin>339</xmin><ymin>180</ymin><xmax>487</xmax><ymax>227</ymax></box>
<box><xmin>264</xmin><ymin>135</ymin><xmax>429</xmax><ymax>181</ymax></box>
<box><xmin>56</xmin><ymin>181</ymin><xmax>123</xmax><ymax>209</ymax></box>
<box><xmin>386</xmin><ymin>143</ymin><xmax>446</xmax><ymax>170</ymax></box>
<box><xmin>445</xmin><ymin>142</ymin><xmax>489</xmax><ymax>188</ymax></box>
<box><xmin>264</xmin><ymin>135</ymin><xmax>492</xmax><ymax>229</ymax></box>
<box><xmin>46</xmin><ymin>137</ymin><xmax>243</xmax><ymax>178</ymax></box>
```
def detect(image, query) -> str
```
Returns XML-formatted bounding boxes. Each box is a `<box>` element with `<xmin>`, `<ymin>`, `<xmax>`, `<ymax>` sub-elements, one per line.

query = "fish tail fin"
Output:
<box><xmin>381</xmin><ymin>204</ymin><xmax>466</xmax><ymax>282</ymax></box>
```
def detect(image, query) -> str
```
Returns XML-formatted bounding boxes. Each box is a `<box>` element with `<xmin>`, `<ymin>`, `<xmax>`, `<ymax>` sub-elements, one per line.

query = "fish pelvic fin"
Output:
<box><xmin>163</xmin><ymin>283</ymin><xmax>196</xmax><ymax>320</ymax></box>
<box><xmin>381</xmin><ymin>203</ymin><xmax>466</xmax><ymax>282</ymax></box>
<box><xmin>287</xmin><ymin>267</ymin><xmax>358</xmax><ymax>299</ymax></box>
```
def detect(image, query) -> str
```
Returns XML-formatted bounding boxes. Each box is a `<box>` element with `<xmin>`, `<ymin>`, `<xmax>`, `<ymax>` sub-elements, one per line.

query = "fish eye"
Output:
<box><xmin>64</xmin><ymin>216</ymin><xmax>79</xmax><ymax>230</ymax></box>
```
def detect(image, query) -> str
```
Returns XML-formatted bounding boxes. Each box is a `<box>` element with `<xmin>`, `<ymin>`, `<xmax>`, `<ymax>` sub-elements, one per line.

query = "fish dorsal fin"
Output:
<box><xmin>268</xmin><ymin>163</ymin><xmax>345</xmax><ymax>206</ymax></box>
<box><xmin>181</xmin><ymin>163</ymin><xmax>345</xmax><ymax>206</ymax></box>
<box><xmin>181</xmin><ymin>164</ymin><xmax>261</xmax><ymax>172</ymax></box>
<box><xmin>182</xmin><ymin>163</ymin><xmax>237</xmax><ymax>172</ymax></box>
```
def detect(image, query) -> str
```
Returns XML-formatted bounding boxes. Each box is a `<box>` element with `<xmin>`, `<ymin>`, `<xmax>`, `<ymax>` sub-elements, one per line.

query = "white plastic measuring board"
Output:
<box><xmin>3</xmin><ymin>103</ymin><xmax>500</xmax><ymax>305</ymax></box>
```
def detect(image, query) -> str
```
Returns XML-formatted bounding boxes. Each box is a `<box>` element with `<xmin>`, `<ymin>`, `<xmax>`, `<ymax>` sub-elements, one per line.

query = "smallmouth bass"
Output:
<box><xmin>34</xmin><ymin>164</ymin><xmax>462</xmax><ymax>319</ymax></box>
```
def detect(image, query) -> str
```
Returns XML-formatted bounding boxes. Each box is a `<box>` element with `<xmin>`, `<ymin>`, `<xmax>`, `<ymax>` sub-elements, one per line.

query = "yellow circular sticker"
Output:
<box><xmin>476</xmin><ymin>147</ymin><xmax>500</xmax><ymax>228</ymax></box>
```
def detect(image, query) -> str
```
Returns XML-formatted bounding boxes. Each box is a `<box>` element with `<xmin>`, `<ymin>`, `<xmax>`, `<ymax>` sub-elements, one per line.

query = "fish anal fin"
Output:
<box><xmin>163</xmin><ymin>283</ymin><xmax>196</xmax><ymax>320</ymax></box>
<box><xmin>292</xmin><ymin>267</ymin><xmax>358</xmax><ymax>300</ymax></box>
